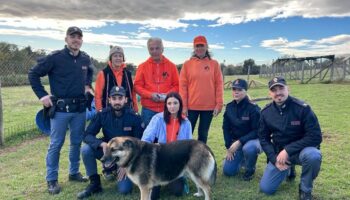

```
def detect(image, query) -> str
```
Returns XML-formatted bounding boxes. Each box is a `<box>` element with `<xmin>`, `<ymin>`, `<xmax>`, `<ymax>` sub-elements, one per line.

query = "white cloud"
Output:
<box><xmin>241</xmin><ymin>45</ymin><xmax>251</xmax><ymax>48</ymax></box>
<box><xmin>260</xmin><ymin>34</ymin><xmax>350</xmax><ymax>57</ymax></box>
<box><xmin>0</xmin><ymin>0</ymin><xmax>349</xmax><ymax>30</ymax></box>
<box><xmin>0</xmin><ymin>28</ymin><xmax>224</xmax><ymax>50</ymax></box>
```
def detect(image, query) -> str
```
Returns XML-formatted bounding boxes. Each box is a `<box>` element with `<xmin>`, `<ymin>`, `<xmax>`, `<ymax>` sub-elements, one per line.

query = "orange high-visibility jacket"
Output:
<box><xmin>134</xmin><ymin>56</ymin><xmax>179</xmax><ymax>112</ymax></box>
<box><xmin>179</xmin><ymin>56</ymin><xmax>223</xmax><ymax>111</ymax></box>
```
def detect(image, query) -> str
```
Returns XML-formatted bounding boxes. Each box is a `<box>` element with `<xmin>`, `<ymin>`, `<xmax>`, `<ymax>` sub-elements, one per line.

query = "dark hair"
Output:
<box><xmin>192</xmin><ymin>50</ymin><xmax>212</xmax><ymax>60</ymax></box>
<box><xmin>163</xmin><ymin>92</ymin><xmax>184</xmax><ymax>124</ymax></box>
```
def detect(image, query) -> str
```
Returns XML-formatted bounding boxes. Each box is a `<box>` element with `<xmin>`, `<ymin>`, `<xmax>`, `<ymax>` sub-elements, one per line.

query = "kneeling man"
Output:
<box><xmin>77</xmin><ymin>86</ymin><xmax>143</xmax><ymax>199</ymax></box>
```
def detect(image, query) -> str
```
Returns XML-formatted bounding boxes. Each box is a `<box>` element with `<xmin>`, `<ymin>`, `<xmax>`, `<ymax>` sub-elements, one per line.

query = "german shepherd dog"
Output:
<box><xmin>101</xmin><ymin>136</ymin><xmax>217</xmax><ymax>200</ymax></box>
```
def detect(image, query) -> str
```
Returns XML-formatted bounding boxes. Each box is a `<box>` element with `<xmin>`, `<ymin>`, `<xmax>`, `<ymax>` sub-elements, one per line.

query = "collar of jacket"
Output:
<box><xmin>110</xmin><ymin>106</ymin><xmax>127</xmax><ymax>118</ymax></box>
<box><xmin>108</xmin><ymin>61</ymin><xmax>125</xmax><ymax>72</ymax></box>
<box><xmin>147</xmin><ymin>55</ymin><xmax>169</xmax><ymax>64</ymax></box>
<box><xmin>190</xmin><ymin>56</ymin><xmax>210</xmax><ymax>61</ymax></box>
<box><xmin>273</xmin><ymin>95</ymin><xmax>292</xmax><ymax>111</ymax></box>
<box><xmin>64</xmin><ymin>45</ymin><xmax>81</xmax><ymax>58</ymax></box>
<box><xmin>233</xmin><ymin>96</ymin><xmax>249</xmax><ymax>106</ymax></box>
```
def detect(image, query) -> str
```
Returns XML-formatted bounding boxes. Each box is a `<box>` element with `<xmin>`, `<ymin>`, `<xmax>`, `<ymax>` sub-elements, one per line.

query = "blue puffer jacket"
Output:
<box><xmin>141</xmin><ymin>112</ymin><xmax>192</xmax><ymax>143</ymax></box>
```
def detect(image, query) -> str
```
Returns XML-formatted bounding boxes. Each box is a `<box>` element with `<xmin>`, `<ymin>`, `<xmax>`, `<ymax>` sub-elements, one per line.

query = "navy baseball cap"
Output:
<box><xmin>109</xmin><ymin>86</ymin><xmax>126</xmax><ymax>97</ymax></box>
<box><xmin>231</xmin><ymin>79</ymin><xmax>248</xmax><ymax>90</ymax></box>
<box><xmin>268</xmin><ymin>76</ymin><xmax>287</xmax><ymax>89</ymax></box>
<box><xmin>66</xmin><ymin>26</ymin><xmax>83</xmax><ymax>36</ymax></box>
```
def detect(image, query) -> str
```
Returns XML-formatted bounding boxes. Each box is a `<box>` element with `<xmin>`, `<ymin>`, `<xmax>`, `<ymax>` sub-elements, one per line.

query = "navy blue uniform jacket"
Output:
<box><xmin>83</xmin><ymin>107</ymin><xmax>143</xmax><ymax>150</ymax></box>
<box><xmin>28</xmin><ymin>46</ymin><xmax>93</xmax><ymax>99</ymax></box>
<box><xmin>223</xmin><ymin>96</ymin><xmax>261</xmax><ymax>149</ymax></box>
<box><xmin>258</xmin><ymin>96</ymin><xmax>322</xmax><ymax>165</ymax></box>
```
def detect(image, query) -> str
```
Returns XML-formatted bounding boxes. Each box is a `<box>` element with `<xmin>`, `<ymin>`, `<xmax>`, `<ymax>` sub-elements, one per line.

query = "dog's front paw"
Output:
<box><xmin>193</xmin><ymin>192</ymin><xmax>204</xmax><ymax>197</ymax></box>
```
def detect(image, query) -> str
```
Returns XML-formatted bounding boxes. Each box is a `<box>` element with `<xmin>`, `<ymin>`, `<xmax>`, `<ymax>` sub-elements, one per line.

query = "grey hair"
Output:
<box><xmin>147</xmin><ymin>37</ymin><xmax>164</xmax><ymax>49</ymax></box>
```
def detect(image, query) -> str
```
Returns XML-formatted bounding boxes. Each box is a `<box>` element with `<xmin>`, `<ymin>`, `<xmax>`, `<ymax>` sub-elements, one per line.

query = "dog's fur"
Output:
<box><xmin>101</xmin><ymin>136</ymin><xmax>216</xmax><ymax>200</ymax></box>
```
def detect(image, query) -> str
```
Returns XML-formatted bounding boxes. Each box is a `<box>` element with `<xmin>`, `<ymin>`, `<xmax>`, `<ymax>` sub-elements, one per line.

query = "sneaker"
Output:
<box><xmin>243</xmin><ymin>171</ymin><xmax>254</xmax><ymax>181</ymax></box>
<box><xmin>47</xmin><ymin>180</ymin><xmax>61</xmax><ymax>195</ymax></box>
<box><xmin>69</xmin><ymin>172</ymin><xmax>88</xmax><ymax>182</ymax></box>
<box><xmin>299</xmin><ymin>184</ymin><xmax>312</xmax><ymax>200</ymax></box>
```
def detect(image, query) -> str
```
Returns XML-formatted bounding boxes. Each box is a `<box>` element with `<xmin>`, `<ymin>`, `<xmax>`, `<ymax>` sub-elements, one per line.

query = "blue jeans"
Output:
<box><xmin>141</xmin><ymin>107</ymin><xmax>158</xmax><ymax>128</ymax></box>
<box><xmin>81</xmin><ymin>145</ymin><xmax>133</xmax><ymax>194</ymax></box>
<box><xmin>260</xmin><ymin>147</ymin><xmax>322</xmax><ymax>195</ymax></box>
<box><xmin>223</xmin><ymin>139</ymin><xmax>262</xmax><ymax>176</ymax></box>
<box><xmin>46</xmin><ymin>111</ymin><xmax>86</xmax><ymax>181</ymax></box>
<box><xmin>187</xmin><ymin>110</ymin><xmax>213</xmax><ymax>144</ymax></box>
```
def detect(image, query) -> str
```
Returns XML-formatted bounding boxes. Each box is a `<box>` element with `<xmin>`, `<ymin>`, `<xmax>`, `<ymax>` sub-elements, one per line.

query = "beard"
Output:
<box><xmin>111</xmin><ymin>104</ymin><xmax>123</xmax><ymax>111</ymax></box>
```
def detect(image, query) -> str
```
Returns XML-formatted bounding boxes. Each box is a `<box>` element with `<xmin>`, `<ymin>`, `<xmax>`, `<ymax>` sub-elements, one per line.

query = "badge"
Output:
<box><xmin>123</xmin><ymin>127</ymin><xmax>132</xmax><ymax>131</ymax></box>
<box><xmin>291</xmin><ymin>121</ymin><xmax>301</xmax><ymax>125</ymax></box>
<box><xmin>242</xmin><ymin>117</ymin><xmax>250</xmax><ymax>120</ymax></box>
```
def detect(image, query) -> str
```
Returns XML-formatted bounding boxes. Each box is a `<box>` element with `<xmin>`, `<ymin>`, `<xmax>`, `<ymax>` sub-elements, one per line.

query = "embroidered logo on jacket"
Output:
<box><xmin>123</xmin><ymin>127</ymin><xmax>132</xmax><ymax>131</ymax></box>
<box><xmin>242</xmin><ymin>117</ymin><xmax>250</xmax><ymax>120</ymax></box>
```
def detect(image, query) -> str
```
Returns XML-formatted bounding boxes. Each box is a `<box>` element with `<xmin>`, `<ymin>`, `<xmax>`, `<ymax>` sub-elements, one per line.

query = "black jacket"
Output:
<box><xmin>258</xmin><ymin>96</ymin><xmax>322</xmax><ymax>165</ymax></box>
<box><xmin>223</xmin><ymin>96</ymin><xmax>261</xmax><ymax>149</ymax></box>
<box><xmin>83</xmin><ymin>107</ymin><xmax>143</xmax><ymax>150</ymax></box>
<box><xmin>28</xmin><ymin>46</ymin><xmax>93</xmax><ymax>99</ymax></box>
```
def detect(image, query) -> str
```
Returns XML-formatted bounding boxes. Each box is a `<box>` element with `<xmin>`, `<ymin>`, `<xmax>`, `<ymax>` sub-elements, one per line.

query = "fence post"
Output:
<box><xmin>0</xmin><ymin>79</ymin><xmax>4</xmax><ymax>146</ymax></box>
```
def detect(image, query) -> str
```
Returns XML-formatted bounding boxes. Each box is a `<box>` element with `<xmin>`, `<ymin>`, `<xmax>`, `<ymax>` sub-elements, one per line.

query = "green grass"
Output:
<box><xmin>1</xmin><ymin>76</ymin><xmax>350</xmax><ymax>199</ymax></box>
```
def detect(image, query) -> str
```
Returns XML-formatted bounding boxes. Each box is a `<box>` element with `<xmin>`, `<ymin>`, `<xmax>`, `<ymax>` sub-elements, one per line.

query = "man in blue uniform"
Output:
<box><xmin>28</xmin><ymin>26</ymin><xmax>93</xmax><ymax>195</ymax></box>
<box><xmin>77</xmin><ymin>86</ymin><xmax>143</xmax><ymax>199</ymax></box>
<box><xmin>258</xmin><ymin>77</ymin><xmax>322</xmax><ymax>200</ymax></box>
<box><xmin>222</xmin><ymin>79</ymin><xmax>262</xmax><ymax>181</ymax></box>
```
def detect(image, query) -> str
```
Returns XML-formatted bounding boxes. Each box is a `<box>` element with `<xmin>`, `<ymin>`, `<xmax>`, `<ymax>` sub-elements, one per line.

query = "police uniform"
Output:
<box><xmin>79</xmin><ymin>86</ymin><xmax>143</xmax><ymax>196</ymax></box>
<box><xmin>258</xmin><ymin>77</ymin><xmax>322</xmax><ymax>198</ymax></box>
<box><xmin>222</xmin><ymin>79</ymin><xmax>262</xmax><ymax>180</ymax></box>
<box><xmin>28</xmin><ymin>37</ymin><xmax>93</xmax><ymax>185</ymax></box>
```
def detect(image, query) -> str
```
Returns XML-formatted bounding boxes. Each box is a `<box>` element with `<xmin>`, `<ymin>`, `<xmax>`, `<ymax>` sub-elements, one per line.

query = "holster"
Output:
<box><xmin>43</xmin><ymin>96</ymin><xmax>57</xmax><ymax>119</ymax></box>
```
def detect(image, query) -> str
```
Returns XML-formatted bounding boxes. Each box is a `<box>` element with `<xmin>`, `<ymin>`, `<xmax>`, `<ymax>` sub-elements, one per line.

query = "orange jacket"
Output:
<box><xmin>134</xmin><ymin>56</ymin><xmax>179</xmax><ymax>112</ymax></box>
<box><xmin>95</xmin><ymin>62</ymin><xmax>138</xmax><ymax>112</ymax></box>
<box><xmin>179</xmin><ymin>57</ymin><xmax>223</xmax><ymax>111</ymax></box>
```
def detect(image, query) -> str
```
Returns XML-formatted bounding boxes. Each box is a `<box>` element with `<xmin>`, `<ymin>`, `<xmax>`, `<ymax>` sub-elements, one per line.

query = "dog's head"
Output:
<box><xmin>101</xmin><ymin>137</ymin><xmax>136</xmax><ymax>168</ymax></box>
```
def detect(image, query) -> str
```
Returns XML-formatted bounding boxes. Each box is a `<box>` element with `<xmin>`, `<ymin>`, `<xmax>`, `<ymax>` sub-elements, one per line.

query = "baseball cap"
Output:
<box><xmin>268</xmin><ymin>76</ymin><xmax>287</xmax><ymax>89</ymax></box>
<box><xmin>109</xmin><ymin>86</ymin><xmax>126</xmax><ymax>97</ymax></box>
<box><xmin>193</xmin><ymin>35</ymin><xmax>207</xmax><ymax>46</ymax></box>
<box><xmin>231</xmin><ymin>79</ymin><xmax>248</xmax><ymax>90</ymax></box>
<box><xmin>66</xmin><ymin>26</ymin><xmax>83</xmax><ymax>36</ymax></box>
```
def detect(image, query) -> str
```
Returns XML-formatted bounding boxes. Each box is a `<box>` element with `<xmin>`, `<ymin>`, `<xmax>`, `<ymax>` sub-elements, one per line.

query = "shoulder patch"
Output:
<box><xmin>261</xmin><ymin>102</ymin><xmax>273</xmax><ymax>112</ymax></box>
<box><xmin>291</xmin><ymin>97</ymin><xmax>308</xmax><ymax>107</ymax></box>
<box><xmin>80</xmin><ymin>51</ymin><xmax>90</xmax><ymax>58</ymax></box>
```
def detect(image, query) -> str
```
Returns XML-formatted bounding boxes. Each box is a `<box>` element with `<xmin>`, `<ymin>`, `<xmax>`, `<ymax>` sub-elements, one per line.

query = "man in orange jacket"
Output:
<box><xmin>134</xmin><ymin>37</ymin><xmax>179</xmax><ymax>127</ymax></box>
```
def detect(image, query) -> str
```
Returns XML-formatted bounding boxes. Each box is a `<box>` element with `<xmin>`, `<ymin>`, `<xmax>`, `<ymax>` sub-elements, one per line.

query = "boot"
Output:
<box><xmin>299</xmin><ymin>184</ymin><xmax>312</xmax><ymax>200</ymax></box>
<box><xmin>77</xmin><ymin>174</ymin><xmax>102</xmax><ymax>199</ymax></box>
<box><xmin>287</xmin><ymin>165</ymin><xmax>296</xmax><ymax>181</ymax></box>
<box><xmin>47</xmin><ymin>180</ymin><xmax>61</xmax><ymax>195</ymax></box>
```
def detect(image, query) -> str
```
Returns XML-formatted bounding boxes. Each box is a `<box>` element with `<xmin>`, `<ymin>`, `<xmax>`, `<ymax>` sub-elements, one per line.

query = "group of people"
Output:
<box><xmin>28</xmin><ymin>26</ymin><xmax>322</xmax><ymax>200</ymax></box>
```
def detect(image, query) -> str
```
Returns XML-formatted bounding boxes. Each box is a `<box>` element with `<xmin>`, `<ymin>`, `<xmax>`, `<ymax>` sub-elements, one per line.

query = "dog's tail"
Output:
<box><xmin>209</xmin><ymin>153</ymin><xmax>217</xmax><ymax>186</ymax></box>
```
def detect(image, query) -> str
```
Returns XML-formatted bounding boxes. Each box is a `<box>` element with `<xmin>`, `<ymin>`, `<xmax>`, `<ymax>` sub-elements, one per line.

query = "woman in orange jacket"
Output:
<box><xmin>95</xmin><ymin>46</ymin><xmax>138</xmax><ymax>112</ymax></box>
<box><xmin>179</xmin><ymin>35</ymin><xmax>223</xmax><ymax>144</ymax></box>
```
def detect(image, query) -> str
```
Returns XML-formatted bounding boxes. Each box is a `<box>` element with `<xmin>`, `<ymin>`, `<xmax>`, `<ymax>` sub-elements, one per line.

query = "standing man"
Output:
<box><xmin>134</xmin><ymin>37</ymin><xmax>179</xmax><ymax>127</ymax></box>
<box><xmin>77</xmin><ymin>86</ymin><xmax>143</xmax><ymax>199</ymax></box>
<box><xmin>258</xmin><ymin>77</ymin><xmax>322</xmax><ymax>200</ymax></box>
<box><xmin>28</xmin><ymin>26</ymin><xmax>93</xmax><ymax>195</ymax></box>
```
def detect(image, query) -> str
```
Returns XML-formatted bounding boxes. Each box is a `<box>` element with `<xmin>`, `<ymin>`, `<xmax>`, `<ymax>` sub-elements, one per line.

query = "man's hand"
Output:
<box><xmin>226</xmin><ymin>150</ymin><xmax>234</xmax><ymax>161</ymax></box>
<box><xmin>40</xmin><ymin>95</ymin><xmax>53</xmax><ymax>107</ymax></box>
<box><xmin>275</xmin><ymin>162</ymin><xmax>290</xmax><ymax>171</ymax></box>
<box><xmin>228</xmin><ymin>140</ymin><xmax>241</xmax><ymax>154</ymax></box>
<box><xmin>100</xmin><ymin>142</ymin><xmax>108</xmax><ymax>155</ymax></box>
<box><xmin>117</xmin><ymin>167</ymin><xmax>127</xmax><ymax>181</ymax></box>
<box><xmin>276</xmin><ymin>149</ymin><xmax>289</xmax><ymax>166</ymax></box>
<box><xmin>151</xmin><ymin>93</ymin><xmax>160</xmax><ymax>102</ymax></box>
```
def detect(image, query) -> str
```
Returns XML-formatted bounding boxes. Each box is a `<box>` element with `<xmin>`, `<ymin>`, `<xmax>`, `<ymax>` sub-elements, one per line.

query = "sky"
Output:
<box><xmin>0</xmin><ymin>0</ymin><xmax>349</xmax><ymax>65</ymax></box>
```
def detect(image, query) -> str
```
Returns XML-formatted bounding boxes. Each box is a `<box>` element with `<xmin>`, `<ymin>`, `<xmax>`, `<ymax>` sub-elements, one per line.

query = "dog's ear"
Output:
<box><xmin>123</xmin><ymin>139</ymin><xmax>134</xmax><ymax>148</ymax></box>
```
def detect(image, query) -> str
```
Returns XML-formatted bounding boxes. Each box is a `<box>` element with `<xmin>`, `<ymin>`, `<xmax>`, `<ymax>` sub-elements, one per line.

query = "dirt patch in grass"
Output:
<box><xmin>322</xmin><ymin>131</ymin><xmax>340</xmax><ymax>144</ymax></box>
<box><xmin>0</xmin><ymin>135</ymin><xmax>47</xmax><ymax>155</ymax></box>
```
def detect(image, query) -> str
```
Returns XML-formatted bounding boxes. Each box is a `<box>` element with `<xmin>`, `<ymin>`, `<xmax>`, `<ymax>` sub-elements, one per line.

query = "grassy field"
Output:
<box><xmin>0</xmin><ymin>76</ymin><xmax>350</xmax><ymax>199</ymax></box>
